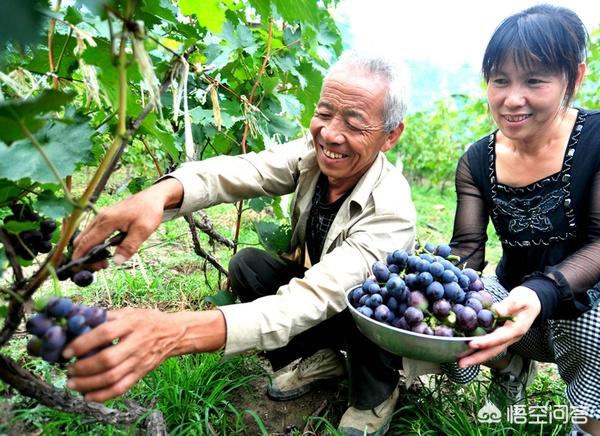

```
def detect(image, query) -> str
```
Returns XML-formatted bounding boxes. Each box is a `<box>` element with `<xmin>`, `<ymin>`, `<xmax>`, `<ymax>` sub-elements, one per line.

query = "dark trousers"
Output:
<box><xmin>228</xmin><ymin>247</ymin><xmax>402</xmax><ymax>409</ymax></box>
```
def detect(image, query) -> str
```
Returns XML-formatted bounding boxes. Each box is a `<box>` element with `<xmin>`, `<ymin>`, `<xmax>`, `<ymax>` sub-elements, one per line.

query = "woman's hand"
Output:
<box><xmin>458</xmin><ymin>286</ymin><xmax>541</xmax><ymax>367</ymax></box>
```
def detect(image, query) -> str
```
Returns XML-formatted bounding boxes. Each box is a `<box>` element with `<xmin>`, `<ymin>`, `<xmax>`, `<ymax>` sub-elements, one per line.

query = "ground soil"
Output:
<box><xmin>230</xmin><ymin>357</ymin><xmax>348</xmax><ymax>435</ymax></box>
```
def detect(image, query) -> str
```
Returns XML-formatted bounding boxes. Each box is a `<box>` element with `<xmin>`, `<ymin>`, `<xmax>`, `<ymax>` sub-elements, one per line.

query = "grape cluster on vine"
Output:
<box><xmin>3</xmin><ymin>203</ymin><xmax>57</xmax><ymax>261</ymax></box>
<box><xmin>26</xmin><ymin>297</ymin><xmax>108</xmax><ymax>364</ymax></box>
<box><xmin>349</xmin><ymin>242</ymin><xmax>509</xmax><ymax>337</ymax></box>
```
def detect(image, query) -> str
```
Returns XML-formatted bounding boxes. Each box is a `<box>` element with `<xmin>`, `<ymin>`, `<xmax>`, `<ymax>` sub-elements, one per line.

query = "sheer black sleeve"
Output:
<box><xmin>450</xmin><ymin>153</ymin><xmax>489</xmax><ymax>271</ymax></box>
<box><xmin>524</xmin><ymin>166</ymin><xmax>600</xmax><ymax>317</ymax></box>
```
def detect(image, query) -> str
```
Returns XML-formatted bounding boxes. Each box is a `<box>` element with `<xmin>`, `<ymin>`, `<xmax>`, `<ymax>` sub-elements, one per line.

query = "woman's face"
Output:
<box><xmin>487</xmin><ymin>57</ymin><xmax>568</xmax><ymax>143</ymax></box>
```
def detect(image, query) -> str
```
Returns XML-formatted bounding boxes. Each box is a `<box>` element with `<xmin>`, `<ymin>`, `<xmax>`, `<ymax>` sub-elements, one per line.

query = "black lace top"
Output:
<box><xmin>450</xmin><ymin>109</ymin><xmax>600</xmax><ymax>322</ymax></box>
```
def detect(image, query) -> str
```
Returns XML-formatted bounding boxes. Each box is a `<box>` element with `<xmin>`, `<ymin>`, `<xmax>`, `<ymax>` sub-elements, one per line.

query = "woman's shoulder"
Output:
<box><xmin>462</xmin><ymin>132</ymin><xmax>495</xmax><ymax>162</ymax></box>
<box><xmin>580</xmin><ymin>108</ymin><xmax>600</xmax><ymax>128</ymax></box>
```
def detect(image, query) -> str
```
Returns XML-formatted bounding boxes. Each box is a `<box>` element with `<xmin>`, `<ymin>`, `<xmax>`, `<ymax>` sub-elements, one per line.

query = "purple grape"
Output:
<box><xmin>433</xmin><ymin>299</ymin><xmax>451</xmax><ymax>317</ymax></box>
<box><xmin>408</xmin><ymin>291</ymin><xmax>428</xmax><ymax>311</ymax></box>
<box><xmin>386</xmin><ymin>296</ymin><xmax>399</xmax><ymax>311</ymax></box>
<box><xmin>369</xmin><ymin>293</ymin><xmax>383</xmax><ymax>308</ymax></box>
<box><xmin>43</xmin><ymin>325</ymin><xmax>67</xmax><ymax>349</ymax></box>
<box><xmin>424</xmin><ymin>242</ymin><xmax>436</xmax><ymax>253</ymax></box>
<box><xmin>350</xmin><ymin>288</ymin><xmax>364</xmax><ymax>306</ymax></box>
<box><xmin>359</xmin><ymin>294</ymin><xmax>371</xmax><ymax>307</ymax></box>
<box><xmin>465</xmin><ymin>297</ymin><xmax>483</xmax><ymax>313</ymax></box>
<box><xmin>46</xmin><ymin>297</ymin><xmax>74</xmax><ymax>318</ymax></box>
<box><xmin>367</xmin><ymin>282</ymin><xmax>380</xmax><ymax>295</ymax></box>
<box><xmin>415</xmin><ymin>259</ymin><xmax>430</xmax><ymax>273</ymax></box>
<box><xmin>417</xmin><ymin>271</ymin><xmax>434</xmax><ymax>288</ymax></box>
<box><xmin>372</xmin><ymin>261</ymin><xmax>390</xmax><ymax>283</ymax></box>
<box><xmin>26</xmin><ymin>314</ymin><xmax>52</xmax><ymax>337</ymax></box>
<box><xmin>468</xmin><ymin>278</ymin><xmax>484</xmax><ymax>292</ymax></box>
<box><xmin>40</xmin><ymin>219</ymin><xmax>57</xmax><ymax>236</ymax></box>
<box><xmin>396</xmin><ymin>302</ymin><xmax>408</xmax><ymax>317</ymax></box>
<box><xmin>374</xmin><ymin>305</ymin><xmax>394</xmax><ymax>323</ymax></box>
<box><xmin>386</xmin><ymin>276</ymin><xmax>405</xmax><ymax>294</ymax></box>
<box><xmin>362</xmin><ymin>277</ymin><xmax>377</xmax><ymax>293</ymax></box>
<box><xmin>441</xmin><ymin>269</ymin><xmax>457</xmax><ymax>284</ymax></box>
<box><xmin>83</xmin><ymin>307</ymin><xmax>107</xmax><ymax>327</ymax></box>
<box><xmin>388</xmin><ymin>264</ymin><xmax>400</xmax><ymax>274</ymax></box>
<box><xmin>40</xmin><ymin>346</ymin><xmax>65</xmax><ymax>363</ymax></box>
<box><xmin>36</xmin><ymin>240</ymin><xmax>53</xmax><ymax>254</ymax></box>
<box><xmin>357</xmin><ymin>306</ymin><xmax>374</xmax><ymax>318</ymax></box>
<box><xmin>406</xmin><ymin>255</ymin><xmax>420</xmax><ymax>272</ymax></box>
<box><xmin>479</xmin><ymin>290</ymin><xmax>494</xmax><ymax>309</ymax></box>
<box><xmin>404</xmin><ymin>273</ymin><xmax>418</xmax><ymax>289</ymax></box>
<box><xmin>411</xmin><ymin>322</ymin><xmax>433</xmax><ymax>335</ymax></box>
<box><xmin>391</xmin><ymin>249</ymin><xmax>408</xmax><ymax>266</ymax></box>
<box><xmin>67</xmin><ymin>315</ymin><xmax>88</xmax><ymax>336</ymax></box>
<box><xmin>462</xmin><ymin>268</ymin><xmax>480</xmax><ymax>283</ymax></box>
<box><xmin>477</xmin><ymin>309</ymin><xmax>494</xmax><ymax>329</ymax></box>
<box><xmin>443</xmin><ymin>282</ymin><xmax>461</xmax><ymax>301</ymax></box>
<box><xmin>404</xmin><ymin>306</ymin><xmax>424</xmax><ymax>326</ymax></box>
<box><xmin>391</xmin><ymin>316</ymin><xmax>409</xmax><ymax>330</ymax></box>
<box><xmin>434</xmin><ymin>244</ymin><xmax>452</xmax><ymax>258</ymax></box>
<box><xmin>465</xmin><ymin>291</ymin><xmax>484</xmax><ymax>302</ymax></box>
<box><xmin>434</xmin><ymin>325</ymin><xmax>454</xmax><ymax>337</ymax></box>
<box><xmin>426</xmin><ymin>281</ymin><xmax>444</xmax><ymax>301</ymax></box>
<box><xmin>457</xmin><ymin>273</ymin><xmax>470</xmax><ymax>290</ymax></box>
<box><xmin>72</xmin><ymin>270</ymin><xmax>94</xmax><ymax>287</ymax></box>
<box><xmin>27</xmin><ymin>337</ymin><xmax>43</xmax><ymax>356</ymax></box>
<box><xmin>452</xmin><ymin>303</ymin><xmax>465</xmax><ymax>316</ymax></box>
<box><xmin>429</xmin><ymin>261</ymin><xmax>445</xmax><ymax>277</ymax></box>
<box><xmin>456</xmin><ymin>306</ymin><xmax>478</xmax><ymax>332</ymax></box>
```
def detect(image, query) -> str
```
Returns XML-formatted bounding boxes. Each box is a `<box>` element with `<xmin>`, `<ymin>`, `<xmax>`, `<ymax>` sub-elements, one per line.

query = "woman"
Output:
<box><xmin>450</xmin><ymin>4</ymin><xmax>600</xmax><ymax>434</ymax></box>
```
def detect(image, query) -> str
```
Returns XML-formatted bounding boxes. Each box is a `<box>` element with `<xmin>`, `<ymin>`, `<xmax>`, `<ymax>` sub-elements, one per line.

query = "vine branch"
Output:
<box><xmin>232</xmin><ymin>19</ymin><xmax>274</xmax><ymax>256</ymax></box>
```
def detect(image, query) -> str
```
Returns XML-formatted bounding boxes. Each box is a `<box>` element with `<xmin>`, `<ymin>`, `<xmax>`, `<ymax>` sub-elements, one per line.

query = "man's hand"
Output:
<box><xmin>458</xmin><ymin>286</ymin><xmax>541</xmax><ymax>367</ymax></box>
<box><xmin>64</xmin><ymin>308</ymin><xmax>226</xmax><ymax>402</ymax></box>
<box><xmin>73</xmin><ymin>178</ymin><xmax>184</xmax><ymax>266</ymax></box>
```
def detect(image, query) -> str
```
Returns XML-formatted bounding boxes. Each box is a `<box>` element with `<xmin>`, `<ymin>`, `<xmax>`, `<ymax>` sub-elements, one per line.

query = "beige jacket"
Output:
<box><xmin>165</xmin><ymin>135</ymin><xmax>416</xmax><ymax>357</ymax></box>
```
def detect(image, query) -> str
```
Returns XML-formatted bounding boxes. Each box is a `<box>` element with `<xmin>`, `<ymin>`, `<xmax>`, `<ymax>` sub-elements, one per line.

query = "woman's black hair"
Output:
<box><xmin>482</xmin><ymin>4</ymin><xmax>588</xmax><ymax>106</ymax></box>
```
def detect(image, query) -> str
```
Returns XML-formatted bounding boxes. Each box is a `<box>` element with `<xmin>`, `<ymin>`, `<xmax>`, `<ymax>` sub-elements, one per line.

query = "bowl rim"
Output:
<box><xmin>345</xmin><ymin>286</ymin><xmax>475</xmax><ymax>343</ymax></box>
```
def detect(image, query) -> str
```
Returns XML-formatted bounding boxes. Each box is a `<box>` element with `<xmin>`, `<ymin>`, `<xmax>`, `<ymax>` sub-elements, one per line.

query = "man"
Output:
<box><xmin>66</xmin><ymin>51</ymin><xmax>416</xmax><ymax>435</ymax></box>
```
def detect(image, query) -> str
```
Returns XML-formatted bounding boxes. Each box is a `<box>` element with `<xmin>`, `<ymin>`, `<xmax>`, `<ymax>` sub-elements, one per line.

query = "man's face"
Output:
<box><xmin>309</xmin><ymin>68</ymin><xmax>403</xmax><ymax>187</ymax></box>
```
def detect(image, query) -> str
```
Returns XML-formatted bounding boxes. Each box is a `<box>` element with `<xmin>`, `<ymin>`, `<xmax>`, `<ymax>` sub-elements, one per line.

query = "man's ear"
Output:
<box><xmin>381</xmin><ymin>122</ymin><xmax>405</xmax><ymax>152</ymax></box>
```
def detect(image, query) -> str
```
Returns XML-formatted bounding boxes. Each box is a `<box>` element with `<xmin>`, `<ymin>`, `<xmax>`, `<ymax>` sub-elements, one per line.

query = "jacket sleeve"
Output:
<box><xmin>163</xmin><ymin>137</ymin><xmax>310</xmax><ymax>216</ymax></box>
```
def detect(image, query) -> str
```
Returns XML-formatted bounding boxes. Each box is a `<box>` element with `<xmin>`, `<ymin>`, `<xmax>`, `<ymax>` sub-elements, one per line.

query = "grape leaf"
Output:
<box><xmin>35</xmin><ymin>190</ymin><xmax>74</xmax><ymax>219</ymax></box>
<box><xmin>64</xmin><ymin>6</ymin><xmax>83</xmax><ymax>25</ymax></box>
<box><xmin>178</xmin><ymin>0</ymin><xmax>226</xmax><ymax>34</ymax></box>
<box><xmin>253</xmin><ymin>220</ymin><xmax>291</xmax><ymax>255</ymax></box>
<box><xmin>0</xmin><ymin>120</ymin><xmax>94</xmax><ymax>183</ymax></box>
<box><xmin>0</xmin><ymin>0</ymin><xmax>47</xmax><ymax>49</ymax></box>
<box><xmin>272</xmin><ymin>0</ymin><xmax>320</xmax><ymax>29</ymax></box>
<box><xmin>0</xmin><ymin>90</ymin><xmax>75</xmax><ymax>143</ymax></box>
<box><xmin>204</xmin><ymin>290</ymin><xmax>237</xmax><ymax>307</ymax></box>
<box><xmin>296</xmin><ymin>61</ymin><xmax>323</xmax><ymax>126</ymax></box>
<box><xmin>0</xmin><ymin>179</ymin><xmax>23</xmax><ymax>203</ymax></box>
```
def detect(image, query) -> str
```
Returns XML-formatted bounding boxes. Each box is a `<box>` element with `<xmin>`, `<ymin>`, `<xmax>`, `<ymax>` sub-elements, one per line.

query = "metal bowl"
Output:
<box><xmin>346</xmin><ymin>287</ymin><xmax>475</xmax><ymax>363</ymax></box>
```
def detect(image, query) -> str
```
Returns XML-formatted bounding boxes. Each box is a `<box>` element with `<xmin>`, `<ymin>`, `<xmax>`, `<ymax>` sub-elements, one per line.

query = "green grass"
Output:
<box><xmin>0</xmin><ymin>181</ymin><xmax>570</xmax><ymax>435</ymax></box>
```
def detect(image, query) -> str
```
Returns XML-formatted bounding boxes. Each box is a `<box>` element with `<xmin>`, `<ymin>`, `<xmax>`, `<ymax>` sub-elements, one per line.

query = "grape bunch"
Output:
<box><xmin>348</xmin><ymin>242</ymin><xmax>508</xmax><ymax>337</ymax></box>
<box><xmin>25</xmin><ymin>297</ymin><xmax>108</xmax><ymax>363</ymax></box>
<box><xmin>2</xmin><ymin>202</ymin><xmax>57</xmax><ymax>261</ymax></box>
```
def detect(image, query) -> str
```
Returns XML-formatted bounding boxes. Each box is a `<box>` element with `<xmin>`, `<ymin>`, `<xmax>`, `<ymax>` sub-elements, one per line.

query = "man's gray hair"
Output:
<box><xmin>325</xmin><ymin>50</ymin><xmax>410</xmax><ymax>133</ymax></box>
